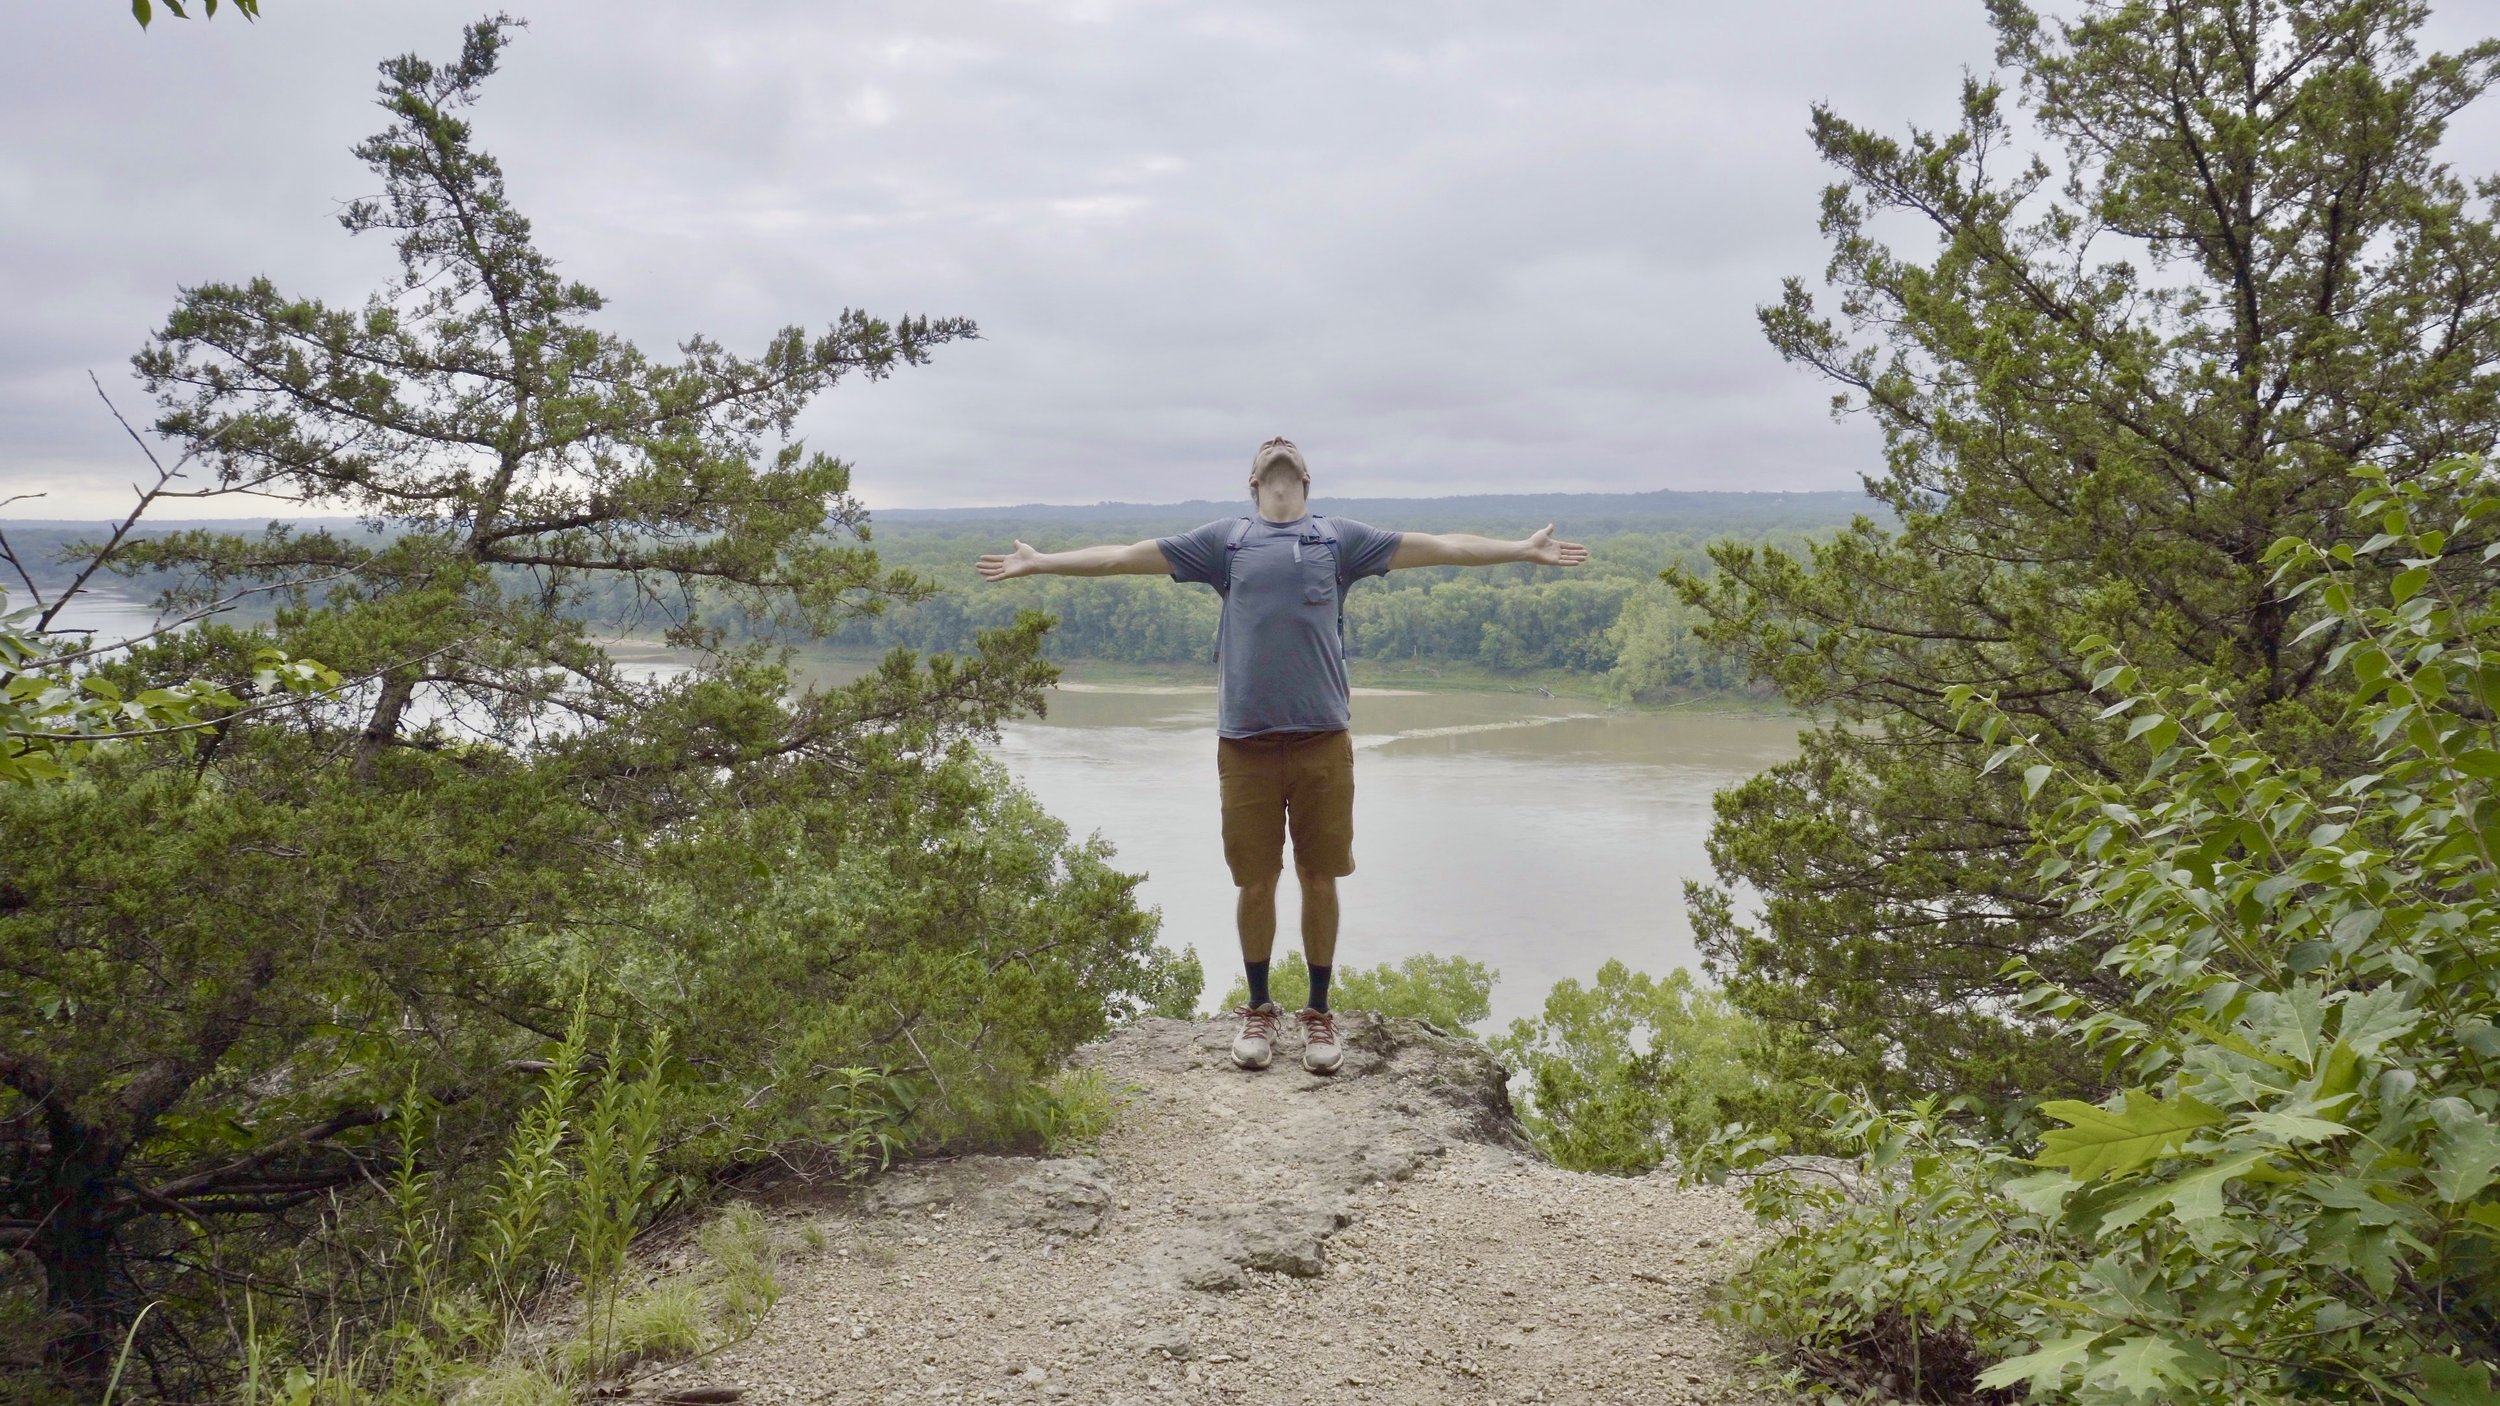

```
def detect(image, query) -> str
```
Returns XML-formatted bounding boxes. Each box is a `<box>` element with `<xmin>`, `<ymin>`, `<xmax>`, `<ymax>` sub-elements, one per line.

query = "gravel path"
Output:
<box><xmin>679</xmin><ymin>1013</ymin><xmax>1774</xmax><ymax>1406</ymax></box>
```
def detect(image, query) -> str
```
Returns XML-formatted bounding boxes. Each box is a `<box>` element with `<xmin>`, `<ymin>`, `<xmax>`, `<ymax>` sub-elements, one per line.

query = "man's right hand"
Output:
<box><xmin>977</xmin><ymin>540</ymin><xmax>1044</xmax><ymax>581</ymax></box>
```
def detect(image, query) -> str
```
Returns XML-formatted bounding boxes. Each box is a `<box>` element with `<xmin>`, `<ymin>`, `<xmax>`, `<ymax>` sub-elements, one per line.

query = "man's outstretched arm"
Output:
<box><xmin>1388</xmin><ymin>523</ymin><xmax>1589</xmax><ymax>570</ymax></box>
<box><xmin>977</xmin><ymin>539</ymin><xmax>1173</xmax><ymax>581</ymax></box>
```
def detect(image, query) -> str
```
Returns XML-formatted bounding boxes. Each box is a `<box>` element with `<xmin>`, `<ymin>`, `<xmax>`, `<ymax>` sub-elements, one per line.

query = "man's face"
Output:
<box><xmin>1250</xmin><ymin>439</ymin><xmax>1309</xmax><ymax>499</ymax></box>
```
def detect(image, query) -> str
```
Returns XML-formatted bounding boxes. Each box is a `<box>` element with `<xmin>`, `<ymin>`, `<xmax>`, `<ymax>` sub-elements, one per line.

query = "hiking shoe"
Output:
<box><xmin>1232</xmin><ymin>1002</ymin><xmax>1284</xmax><ymax>1070</ymax></box>
<box><xmin>1298</xmin><ymin>1008</ymin><xmax>1342</xmax><ymax>1075</ymax></box>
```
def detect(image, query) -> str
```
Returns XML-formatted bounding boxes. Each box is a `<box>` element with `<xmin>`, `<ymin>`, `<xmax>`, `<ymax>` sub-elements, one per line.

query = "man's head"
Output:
<box><xmin>1249</xmin><ymin>436</ymin><xmax>1311</xmax><ymax>511</ymax></box>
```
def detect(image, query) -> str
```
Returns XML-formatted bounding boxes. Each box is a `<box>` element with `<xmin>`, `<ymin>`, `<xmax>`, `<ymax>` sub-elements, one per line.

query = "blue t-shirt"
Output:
<box><xmin>1156</xmin><ymin>514</ymin><xmax>1401</xmax><ymax>738</ymax></box>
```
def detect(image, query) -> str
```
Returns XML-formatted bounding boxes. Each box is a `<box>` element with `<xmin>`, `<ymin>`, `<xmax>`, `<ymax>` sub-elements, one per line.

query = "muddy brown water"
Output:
<box><xmin>51</xmin><ymin>589</ymin><xmax>1799</xmax><ymax>1025</ymax></box>
<box><xmin>966</xmin><ymin>681</ymin><xmax>1800</xmax><ymax>1025</ymax></box>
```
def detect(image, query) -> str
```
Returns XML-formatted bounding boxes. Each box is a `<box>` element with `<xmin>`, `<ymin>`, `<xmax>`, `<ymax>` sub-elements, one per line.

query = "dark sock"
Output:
<box><xmin>1245</xmin><ymin>959</ymin><xmax>1271</xmax><ymax>1010</ymax></box>
<box><xmin>1306</xmin><ymin>964</ymin><xmax>1332</xmax><ymax>1013</ymax></box>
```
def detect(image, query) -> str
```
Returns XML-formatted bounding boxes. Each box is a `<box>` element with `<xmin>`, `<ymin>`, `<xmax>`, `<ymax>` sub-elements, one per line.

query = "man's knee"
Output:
<box><xmin>1239</xmin><ymin>872</ymin><xmax>1281</xmax><ymax>899</ymax></box>
<box><xmin>1294</xmin><ymin>863</ymin><xmax>1336</xmax><ymax>891</ymax></box>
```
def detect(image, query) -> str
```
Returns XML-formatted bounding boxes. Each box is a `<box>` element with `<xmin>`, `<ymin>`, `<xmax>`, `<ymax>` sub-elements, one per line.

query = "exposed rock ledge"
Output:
<box><xmin>688</xmin><ymin>1012</ymin><xmax>1771</xmax><ymax>1405</ymax></box>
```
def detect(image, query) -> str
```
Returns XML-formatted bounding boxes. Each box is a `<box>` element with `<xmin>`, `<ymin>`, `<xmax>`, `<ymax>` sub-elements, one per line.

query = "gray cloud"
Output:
<box><xmin>5</xmin><ymin>2</ymin><xmax>2494</xmax><ymax>518</ymax></box>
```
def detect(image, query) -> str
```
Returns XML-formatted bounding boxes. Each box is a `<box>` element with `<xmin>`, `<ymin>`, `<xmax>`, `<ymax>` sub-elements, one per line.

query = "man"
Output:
<box><xmin>976</xmin><ymin>437</ymin><xmax>1589</xmax><ymax>1074</ymax></box>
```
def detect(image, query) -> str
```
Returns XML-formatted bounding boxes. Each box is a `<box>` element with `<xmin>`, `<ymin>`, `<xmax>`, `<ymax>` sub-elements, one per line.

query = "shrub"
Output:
<box><xmin>1217</xmin><ymin>950</ymin><xmax>1496</xmax><ymax>1030</ymax></box>
<box><xmin>1705</xmin><ymin>1097</ymin><xmax>2071</xmax><ymax>1402</ymax></box>
<box><xmin>1701</xmin><ymin>461</ymin><xmax>2500</xmax><ymax>1403</ymax></box>
<box><xmin>1494</xmin><ymin>961</ymin><xmax>1798</xmax><ymax>1174</ymax></box>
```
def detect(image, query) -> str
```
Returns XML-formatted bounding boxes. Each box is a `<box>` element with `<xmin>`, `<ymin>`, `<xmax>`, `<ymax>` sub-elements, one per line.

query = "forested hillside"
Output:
<box><xmin>14</xmin><ymin>488</ymin><xmax>1872</xmax><ymax>701</ymax></box>
<box><xmin>830</xmin><ymin>491</ymin><xmax>1869</xmax><ymax>696</ymax></box>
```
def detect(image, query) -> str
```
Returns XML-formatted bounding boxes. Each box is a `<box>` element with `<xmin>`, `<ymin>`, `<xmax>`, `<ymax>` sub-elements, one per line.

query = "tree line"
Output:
<box><xmin>14</xmin><ymin>505</ymin><xmax>1862</xmax><ymax>705</ymax></box>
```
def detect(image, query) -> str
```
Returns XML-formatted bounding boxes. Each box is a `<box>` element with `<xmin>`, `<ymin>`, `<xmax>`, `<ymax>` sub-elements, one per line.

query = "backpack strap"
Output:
<box><xmin>1217</xmin><ymin>515</ymin><xmax>1255</xmax><ymax>596</ymax></box>
<box><xmin>1308</xmin><ymin>515</ymin><xmax>1348</xmax><ymax>656</ymax></box>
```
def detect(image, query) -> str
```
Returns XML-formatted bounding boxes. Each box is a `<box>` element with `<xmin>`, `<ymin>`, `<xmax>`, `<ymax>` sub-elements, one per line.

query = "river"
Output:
<box><xmin>42</xmin><ymin>589</ymin><xmax>1799</xmax><ymax>1026</ymax></box>
<box><xmin>968</xmin><ymin>680</ymin><xmax>1798</xmax><ymax>1026</ymax></box>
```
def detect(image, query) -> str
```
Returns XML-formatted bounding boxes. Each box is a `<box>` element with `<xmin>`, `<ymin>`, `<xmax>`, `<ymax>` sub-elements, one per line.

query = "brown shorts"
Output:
<box><xmin>1217</xmin><ymin>728</ymin><xmax>1356</xmax><ymax>885</ymax></box>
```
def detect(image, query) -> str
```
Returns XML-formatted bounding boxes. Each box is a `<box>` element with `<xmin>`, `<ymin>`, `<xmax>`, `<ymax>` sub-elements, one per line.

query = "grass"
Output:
<box><xmin>453</xmin><ymin>1362</ymin><xmax>570</xmax><ymax>1406</ymax></box>
<box><xmin>606</xmin><ymin>1284</ymin><xmax>706</xmax><ymax>1365</ymax></box>
<box><xmin>696</xmin><ymin>1204</ymin><xmax>782</xmax><ymax>1336</ymax></box>
<box><xmin>1031</xmin><ymin>1067</ymin><xmax>1134</xmax><ymax>1152</ymax></box>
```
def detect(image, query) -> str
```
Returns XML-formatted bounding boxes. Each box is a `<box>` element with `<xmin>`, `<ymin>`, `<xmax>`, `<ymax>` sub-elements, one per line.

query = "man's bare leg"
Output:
<box><xmin>1230</xmin><ymin>874</ymin><xmax>1285</xmax><ymax>1069</ymax></box>
<box><xmin>1295</xmin><ymin>866</ymin><xmax>1344</xmax><ymax>1073</ymax></box>
<box><xmin>1298</xmin><ymin>866</ymin><xmax>1338</xmax><ymax>970</ymax></box>
<box><xmin>1237</xmin><ymin>874</ymin><xmax>1279</xmax><ymax>966</ymax></box>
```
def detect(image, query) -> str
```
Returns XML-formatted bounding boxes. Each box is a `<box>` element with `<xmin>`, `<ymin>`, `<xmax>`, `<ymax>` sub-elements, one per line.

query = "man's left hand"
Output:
<box><xmin>1522</xmin><ymin>524</ymin><xmax>1590</xmax><ymax>567</ymax></box>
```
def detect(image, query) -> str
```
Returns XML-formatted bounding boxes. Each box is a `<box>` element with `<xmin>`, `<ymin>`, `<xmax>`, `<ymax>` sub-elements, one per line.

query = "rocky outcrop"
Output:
<box><xmin>693</xmin><ymin>1012</ymin><xmax>1764</xmax><ymax>1405</ymax></box>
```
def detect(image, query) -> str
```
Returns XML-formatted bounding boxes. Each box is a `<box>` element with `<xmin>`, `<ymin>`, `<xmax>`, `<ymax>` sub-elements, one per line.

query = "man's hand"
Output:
<box><xmin>977</xmin><ymin>541</ymin><xmax>1044</xmax><ymax>582</ymax></box>
<box><xmin>1389</xmin><ymin>526</ymin><xmax>1592</xmax><ymax>571</ymax></box>
<box><xmin>977</xmin><ymin>539</ymin><xmax>1168</xmax><ymax>580</ymax></box>
<box><xmin>1523</xmin><ymin>524</ymin><xmax>1589</xmax><ymax>568</ymax></box>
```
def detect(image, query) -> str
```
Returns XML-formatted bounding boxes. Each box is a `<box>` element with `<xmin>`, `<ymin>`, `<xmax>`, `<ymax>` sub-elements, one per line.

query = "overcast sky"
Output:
<box><xmin>6</xmin><ymin>2</ymin><xmax>2497</xmax><ymax>519</ymax></box>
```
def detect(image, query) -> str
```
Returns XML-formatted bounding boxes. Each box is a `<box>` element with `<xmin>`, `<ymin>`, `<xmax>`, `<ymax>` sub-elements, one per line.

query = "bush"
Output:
<box><xmin>1700</xmin><ymin>462</ymin><xmax>2500</xmax><ymax>1403</ymax></box>
<box><xmin>1706</xmin><ymin>1097</ymin><xmax>2071</xmax><ymax>1402</ymax></box>
<box><xmin>1217</xmin><ymin>950</ymin><xmax>1496</xmax><ymax>1030</ymax></box>
<box><xmin>1493</xmin><ymin>961</ymin><xmax>1799</xmax><ymax>1175</ymax></box>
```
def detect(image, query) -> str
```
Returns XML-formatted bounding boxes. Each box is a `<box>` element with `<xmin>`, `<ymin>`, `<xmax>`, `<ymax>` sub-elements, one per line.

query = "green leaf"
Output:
<box><xmin>2418</xmin><ymin>1354</ymin><xmax>2500</xmax><ymax>1406</ymax></box>
<box><xmin>2240</xmin><ymin>1109</ymin><xmax>2353</xmax><ymax>1146</ymax></box>
<box><xmin>2179</xmin><ymin>1015</ymin><xmax>2302</xmax><ymax>1075</ymax></box>
<box><xmin>2333</xmin><ymin>984</ymin><xmax>2416</xmax><ymax>1055</ymax></box>
<box><xmin>2034</xmin><ymin>1090</ymin><xmax>2223</xmax><ymax>1180</ymax></box>
<box><xmin>2023</xmin><ymin>763</ymin><xmax>2052</xmax><ymax>799</ymax></box>
<box><xmin>2091</xmin><ymin>1335</ymin><xmax>2197</xmax><ymax>1395</ymax></box>
<box><xmin>2465</xmin><ymin>1203</ymin><xmax>2500</xmax><ymax>1240</ymax></box>
<box><xmin>1976</xmin><ymin>1333</ymin><xmax>2100</xmax><ymax>1394</ymax></box>
<box><xmin>2099</xmin><ymin>1151</ymin><xmax>2270</xmax><ymax>1231</ymax></box>
<box><xmin>2429</xmin><ymin>1099</ymin><xmax>2500</xmax><ymax>1204</ymax></box>
<box><xmin>2003</xmin><ymin>1168</ymin><xmax>2076</xmax><ymax>1215</ymax></box>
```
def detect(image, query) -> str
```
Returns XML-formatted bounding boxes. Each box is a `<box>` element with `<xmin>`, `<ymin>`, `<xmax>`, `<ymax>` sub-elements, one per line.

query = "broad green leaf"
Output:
<box><xmin>2464</xmin><ymin>1203</ymin><xmax>2500</xmax><ymax>1240</ymax></box>
<box><xmin>2179</xmin><ymin>1016</ymin><xmax>2302</xmax><ymax>1075</ymax></box>
<box><xmin>1975</xmin><ymin>1333</ymin><xmax>2100</xmax><ymax>1394</ymax></box>
<box><xmin>2099</xmin><ymin>1151</ymin><xmax>2270</xmax><ymax>1231</ymax></box>
<box><xmin>2090</xmin><ymin>1335</ymin><xmax>2197</xmax><ymax>1395</ymax></box>
<box><xmin>2034</xmin><ymin>1091</ymin><xmax>2223</xmax><ymax>1179</ymax></box>
<box><xmin>2429</xmin><ymin>1100</ymin><xmax>2500</xmax><ymax>1204</ymax></box>
<box><xmin>2333</xmin><ymin>985</ymin><xmax>2417</xmax><ymax>1057</ymax></box>
<box><xmin>2240</xmin><ymin>1105</ymin><xmax>2354</xmax><ymax>1146</ymax></box>
<box><xmin>2418</xmin><ymin>1354</ymin><xmax>2500</xmax><ymax>1406</ymax></box>
<box><xmin>2003</xmin><ymin>1168</ymin><xmax>2076</xmax><ymax>1215</ymax></box>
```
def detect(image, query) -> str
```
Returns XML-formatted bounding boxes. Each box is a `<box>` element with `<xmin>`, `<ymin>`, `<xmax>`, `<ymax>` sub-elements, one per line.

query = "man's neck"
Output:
<box><xmin>1255</xmin><ymin>495</ymin><xmax>1308</xmax><ymax>524</ymax></box>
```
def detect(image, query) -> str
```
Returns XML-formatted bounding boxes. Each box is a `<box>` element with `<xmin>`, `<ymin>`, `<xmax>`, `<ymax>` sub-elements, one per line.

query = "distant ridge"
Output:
<box><xmin>873</xmin><ymin>487</ymin><xmax>1878</xmax><ymax>538</ymax></box>
<box><xmin>2</xmin><ymin>487</ymin><xmax>1881</xmax><ymax>545</ymax></box>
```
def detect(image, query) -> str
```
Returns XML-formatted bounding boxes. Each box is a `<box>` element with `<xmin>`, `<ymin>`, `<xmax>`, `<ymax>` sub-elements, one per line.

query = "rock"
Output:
<box><xmin>991</xmin><ymin>1158</ymin><xmax>1115</xmax><ymax>1237</ymax></box>
<box><xmin>689</xmin><ymin>1009</ymin><xmax>1757</xmax><ymax>1404</ymax></box>
<box><xmin>860</xmin><ymin>1156</ymin><xmax>1113</xmax><ymax>1238</ymax></box>
<box><xmin>1235</xmin><ymin>1204</ymin><xmax>1347</xmax><ymax>1277</ymax></box>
